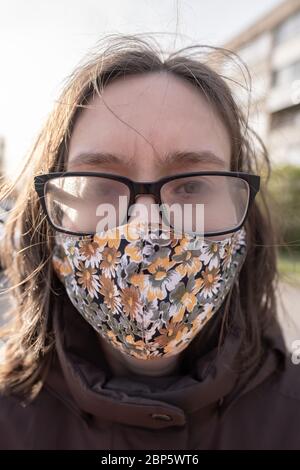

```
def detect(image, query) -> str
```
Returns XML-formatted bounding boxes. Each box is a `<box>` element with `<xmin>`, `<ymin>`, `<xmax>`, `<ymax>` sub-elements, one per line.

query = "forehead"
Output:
<box><xmin>68</xmin><ymin>71</ymin><xmax>231</xmax><ymax>168</ymax></box>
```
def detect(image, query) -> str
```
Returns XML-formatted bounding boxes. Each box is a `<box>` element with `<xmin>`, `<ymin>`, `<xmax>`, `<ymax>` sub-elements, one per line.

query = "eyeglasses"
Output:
<box><xmin>34</xmin><ymin>171</ymin><xmax>260</xmax><ymax>237</ymax></box>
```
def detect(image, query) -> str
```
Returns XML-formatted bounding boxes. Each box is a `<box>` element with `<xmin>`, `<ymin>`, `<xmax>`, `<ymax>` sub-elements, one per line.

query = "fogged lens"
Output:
<box><xmin>45</xmin><ymin>176</ymin><xmax>130</xmax><ymax>234</ymax></box>
<box><xmin>161</xmin><ymin>175</ymin><xmax>249</xmax><ymax>235</ymax></box>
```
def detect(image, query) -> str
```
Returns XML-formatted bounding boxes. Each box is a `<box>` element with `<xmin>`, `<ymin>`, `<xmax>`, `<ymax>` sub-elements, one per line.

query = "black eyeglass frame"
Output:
<box><xmin>34</xmin><ymin>171</ymin><xmax>260</xmax><ymax>237</ymax></box>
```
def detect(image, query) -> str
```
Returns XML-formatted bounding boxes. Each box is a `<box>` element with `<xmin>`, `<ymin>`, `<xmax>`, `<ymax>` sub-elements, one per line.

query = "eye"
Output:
<box><xmin>84</xmin><ymin>180</ymin><xmax>121</xmax><ymax>198</ymax></box>
<box><xmin>173</xmin><ymin>180</ymin><xmax>204</xmax><ymax>194</ymax></box>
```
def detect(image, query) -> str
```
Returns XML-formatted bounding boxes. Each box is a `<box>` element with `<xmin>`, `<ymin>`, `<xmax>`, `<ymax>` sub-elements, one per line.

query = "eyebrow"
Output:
<box><xmin>68</xmin><ymin>149</ymin><xmax>226</xmax><ymax>170</ymax></box>
<box><xmin>162</xmin><ymin>150</ymin><xmax>227</xmax><ymax>169</ymax></box>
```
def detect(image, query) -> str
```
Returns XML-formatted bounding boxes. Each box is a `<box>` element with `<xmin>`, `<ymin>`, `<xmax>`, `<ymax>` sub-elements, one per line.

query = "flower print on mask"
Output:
<box><xmin>53</xmin><ymin>222</ymin><xmax>247</xmax><ymax>360</ymax></box>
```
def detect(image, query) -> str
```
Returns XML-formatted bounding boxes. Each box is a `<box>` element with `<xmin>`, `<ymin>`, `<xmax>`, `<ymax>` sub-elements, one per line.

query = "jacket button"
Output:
<box><xmin>151</xmin><ymin>413</ymin><xmax>173</xmax><ymax>422</ymax></box>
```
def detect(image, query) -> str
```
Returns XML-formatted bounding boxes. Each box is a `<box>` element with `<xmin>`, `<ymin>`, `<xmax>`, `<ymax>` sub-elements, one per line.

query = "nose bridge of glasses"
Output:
<box><xmin>127</xmin><ymin>182</ymin><xmax>161</xmax><ymax>225</ymax></box>
<box><xmin>132</xmin><ymin>182</ymin><xmax>160</xmax><ymax>203</ymax></box>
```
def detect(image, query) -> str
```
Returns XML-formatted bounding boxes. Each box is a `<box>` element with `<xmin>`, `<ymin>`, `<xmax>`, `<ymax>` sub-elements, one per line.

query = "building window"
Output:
<box><xmin>272</xmin><ymin>60</ymin><xmax>300</xmax><ymax>87</ymax></box>
<box><xmin>270</xmin><ymin>103</ymin><xmax>300</xmax><ymax>130</ymax></box>
<box><xmin>274</xmin><ymin>10</ymin><xmax>300</xmax><ymax>45</ymax></box>
<box><xmin>237</xmin><ymin>33</ymin><xmax>271</xmax><ymax>65</ymax></box>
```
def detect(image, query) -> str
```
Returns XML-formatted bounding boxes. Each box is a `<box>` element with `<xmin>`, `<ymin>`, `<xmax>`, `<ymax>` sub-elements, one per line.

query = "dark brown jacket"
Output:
<box><xmin>0</xmin><ymin>293</ymin><xmax>300</xmax><ymax>450</ymax></box>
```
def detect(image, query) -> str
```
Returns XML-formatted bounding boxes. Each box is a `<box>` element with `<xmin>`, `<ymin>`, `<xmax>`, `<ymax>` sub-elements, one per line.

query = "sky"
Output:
<box><xmin>0</xmin><ymin>0</ymin><xmax>283</xmax><ymax>178</ymax></box>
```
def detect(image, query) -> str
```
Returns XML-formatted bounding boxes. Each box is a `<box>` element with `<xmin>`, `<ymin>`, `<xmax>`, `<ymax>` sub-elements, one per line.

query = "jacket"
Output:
<box><xmin>0</xmin><ymin>292</ymin><xmax>300</xmax><ymax>450</ymax></box>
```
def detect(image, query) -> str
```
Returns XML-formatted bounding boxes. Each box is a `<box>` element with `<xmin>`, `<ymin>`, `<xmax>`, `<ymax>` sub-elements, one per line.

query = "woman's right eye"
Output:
<box><xmin>173</xmin><ymin>180</ymin><xmax>204</xmax><ymax>195</ymax></box>
<box><xmin>82</xmin><ymin>182</ymin><xmax>120</xmax><ymax>199</ymax></box>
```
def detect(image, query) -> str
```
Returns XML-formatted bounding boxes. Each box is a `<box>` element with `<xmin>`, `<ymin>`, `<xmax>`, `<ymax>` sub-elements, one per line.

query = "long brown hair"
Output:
<box><xmin>0</xmin><ymin>34</ymin><xmax>279</xmax><ymax>399</ymax></box>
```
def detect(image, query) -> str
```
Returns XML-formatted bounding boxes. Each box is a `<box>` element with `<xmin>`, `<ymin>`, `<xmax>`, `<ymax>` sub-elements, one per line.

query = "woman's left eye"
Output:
<box><xmin>174</xmin><ymin>181</ymin><xmax>203</xmax><ymax>194</ymax></box>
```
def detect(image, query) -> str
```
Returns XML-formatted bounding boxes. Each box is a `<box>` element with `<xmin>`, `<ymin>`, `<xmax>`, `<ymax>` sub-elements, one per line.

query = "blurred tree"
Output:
<box><xmin>268</xmin><ymin>165</ymin><xmax>300</xmax><ymax>256</ymax></box>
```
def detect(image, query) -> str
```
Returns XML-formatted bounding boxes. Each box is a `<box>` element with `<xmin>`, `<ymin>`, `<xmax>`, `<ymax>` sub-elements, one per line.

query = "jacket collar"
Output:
<box><xmin>46</xmin><ymin>293</ymin><xmax>286</xmax><ymax>429</ymax></box>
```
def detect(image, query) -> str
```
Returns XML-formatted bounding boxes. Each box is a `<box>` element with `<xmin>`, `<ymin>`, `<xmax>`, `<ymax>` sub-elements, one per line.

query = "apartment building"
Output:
<box><xmin>223</xmin><ymin>0</ymin><xmax>300</xmax><ymax>165</ymax></box>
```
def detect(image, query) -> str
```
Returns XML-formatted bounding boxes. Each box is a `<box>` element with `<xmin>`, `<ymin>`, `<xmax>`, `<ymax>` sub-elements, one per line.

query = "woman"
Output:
<box><xmin>0</xmin><ymin>35</ymin><xmax>298</xmax><ymax>450</ymax></box>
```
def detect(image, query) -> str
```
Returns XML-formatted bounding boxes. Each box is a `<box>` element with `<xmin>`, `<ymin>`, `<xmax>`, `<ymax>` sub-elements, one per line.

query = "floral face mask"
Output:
<box><xmin>52</xmin><ymin>223</ymin><xmax>247</xmax><ymax>360</ymax></box>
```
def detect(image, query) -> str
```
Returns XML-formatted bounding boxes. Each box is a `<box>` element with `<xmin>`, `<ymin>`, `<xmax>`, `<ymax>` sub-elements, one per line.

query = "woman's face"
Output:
<box><xmin>63</xmin><ymin>71</ymin><xmax>232</xmax><ymax>237</ymax></box>
<box><xmin>54</xmin><ymin>72</ymin><xmax>238</xmax><ymax>374</ymax></box>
